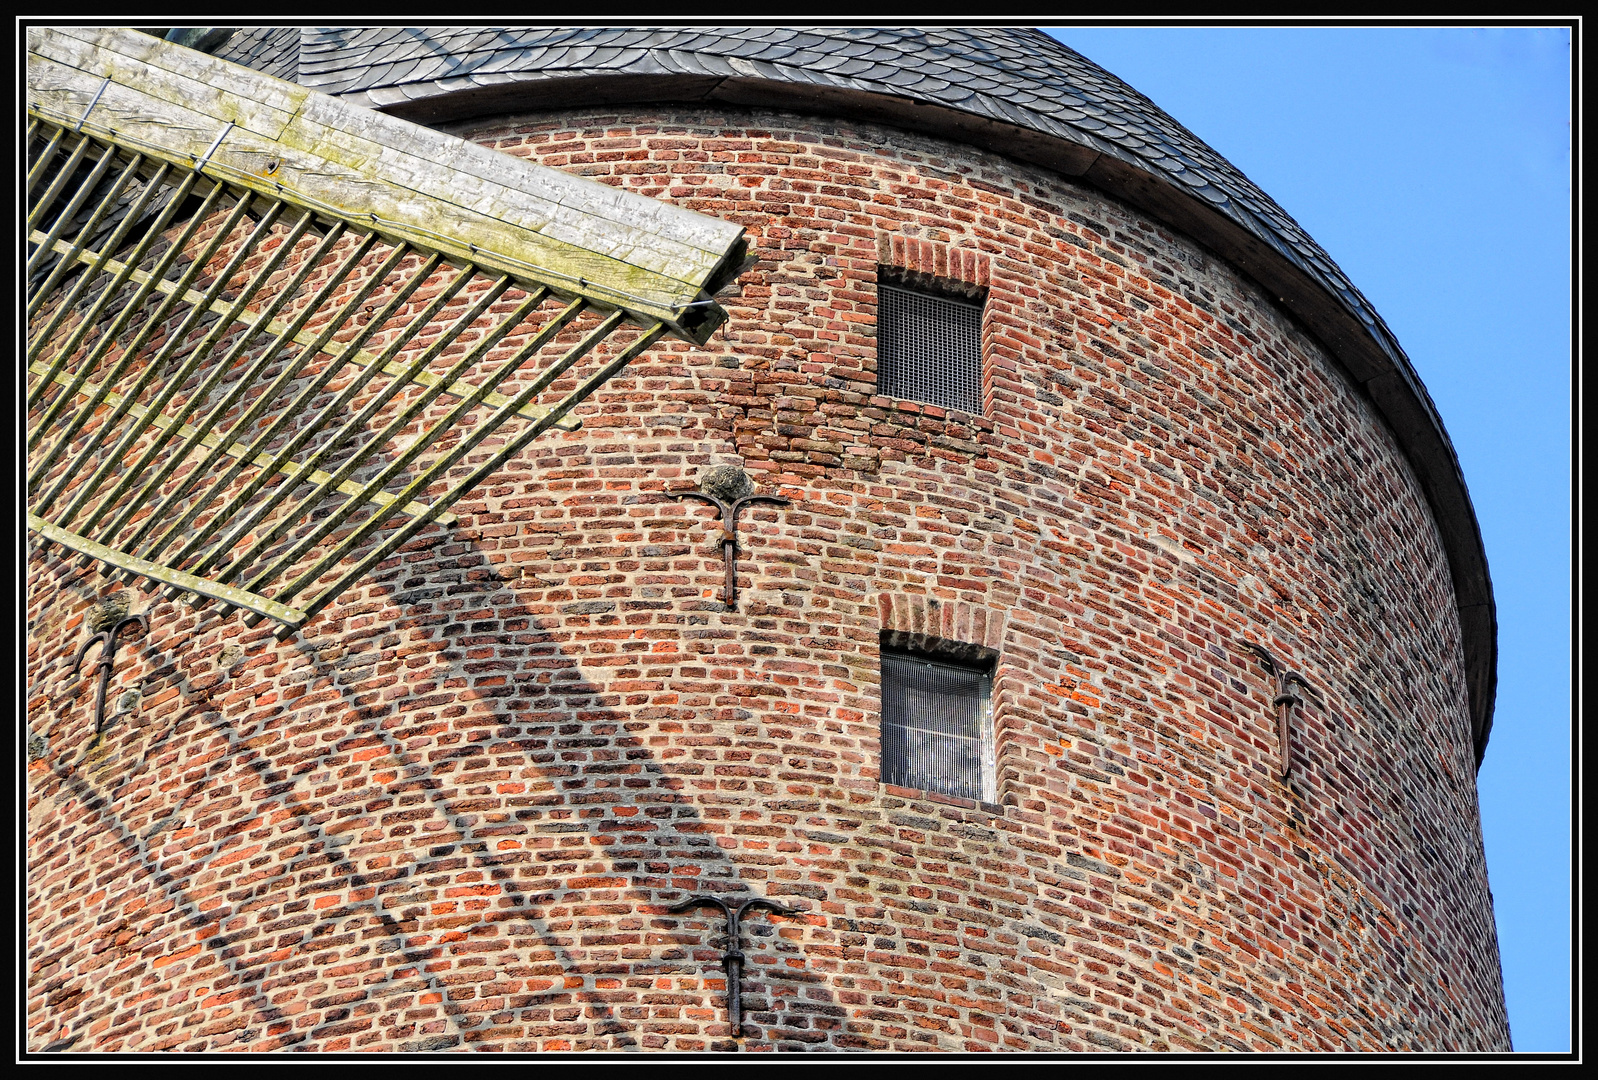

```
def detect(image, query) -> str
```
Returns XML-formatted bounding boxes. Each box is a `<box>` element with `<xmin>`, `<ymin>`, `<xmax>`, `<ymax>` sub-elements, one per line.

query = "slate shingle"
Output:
<box><xmin>210</xmin><ymin>27</ymin><xmax>300</xmax><ymax>81</ymax></box>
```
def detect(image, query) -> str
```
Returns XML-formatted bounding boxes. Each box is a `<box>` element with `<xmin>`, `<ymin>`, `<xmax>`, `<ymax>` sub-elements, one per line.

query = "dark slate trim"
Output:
<box><xmin>278</xmin><ymin>44</ymin><xmax>1496</xmax><ymax>763</ymax></box>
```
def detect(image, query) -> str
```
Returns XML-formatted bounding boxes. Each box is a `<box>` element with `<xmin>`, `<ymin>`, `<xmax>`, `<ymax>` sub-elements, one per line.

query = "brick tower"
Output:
<box><xmin>27</xmin><ymin>28</ymin><xmax>1508</xmax><ymax>1053</ymax></box>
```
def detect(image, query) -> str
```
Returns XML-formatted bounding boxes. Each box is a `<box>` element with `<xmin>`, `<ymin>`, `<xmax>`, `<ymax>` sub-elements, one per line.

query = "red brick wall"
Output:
<box><xmin>26</xmin><ymin>105</ymin><xmax>1508</xmax><ymax>1052</ymax></box>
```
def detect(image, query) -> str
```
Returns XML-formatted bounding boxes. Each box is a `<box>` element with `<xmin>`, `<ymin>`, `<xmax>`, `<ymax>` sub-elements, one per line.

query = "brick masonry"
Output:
<box><xmin>26</xmin><ymin>105</ymin><xmax>1509</xmax><ymax>1052</ymax></box>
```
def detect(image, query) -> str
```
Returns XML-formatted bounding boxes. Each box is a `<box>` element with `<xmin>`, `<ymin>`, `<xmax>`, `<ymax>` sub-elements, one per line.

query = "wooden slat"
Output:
<box><xmin>29</xmin><ymin>230</ymin><xmax>583</xmax><ymax>434</ymax></box>
<box><xmin>271</xmin><ymin>317</ymin><xmax>667</xmax><ymax>638</ymax></box>
<box><xmin>26</xmin><ymin>360</ymin><xmax>456</xmax><ymax>527</ymax></box>
<box><xmin>29</xmin><ymin>513</ymin><xmax>308</xmax><ymax>627</ymax></box>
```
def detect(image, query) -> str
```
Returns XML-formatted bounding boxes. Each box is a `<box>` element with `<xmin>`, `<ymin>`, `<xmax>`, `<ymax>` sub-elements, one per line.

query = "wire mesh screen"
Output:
<box><xmin>877</xmin><ymin>282</ymin><xmax>983</xmax><ymax>414</ymax></box>
<box><xmin>26</xmin><ymin>121</ymin><xmax>666</xmax><ymax>638</ymax></box>
<box><xmin>880</xmin><ymin>649</ymin><xmax>991</xmax><ymax>800</ymax></box>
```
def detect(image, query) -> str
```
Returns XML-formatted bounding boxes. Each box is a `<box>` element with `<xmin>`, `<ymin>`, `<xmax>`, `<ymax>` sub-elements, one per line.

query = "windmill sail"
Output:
<box><xmin>26</xmin><ymin>27</ymin><xmax>750</xmax><ymax>639</ymax></box>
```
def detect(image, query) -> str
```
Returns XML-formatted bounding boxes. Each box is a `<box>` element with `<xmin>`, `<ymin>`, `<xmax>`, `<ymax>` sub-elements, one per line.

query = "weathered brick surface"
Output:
<box><xmin>26</xmin><ymin>106</ymin><xmax>1508</xmax><ymax>1052</ymax></box>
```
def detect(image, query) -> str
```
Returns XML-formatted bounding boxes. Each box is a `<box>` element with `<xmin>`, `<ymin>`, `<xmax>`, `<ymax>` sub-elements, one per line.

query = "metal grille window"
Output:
<box><xmin>880</xmin><ymin>647</ymin><xmax>994</xmax><ymax>801</ymax></box>
<box><xmin>877</xmin><ymin>280</ymin><xmax>983</xmax><ymax>414</ymax></box>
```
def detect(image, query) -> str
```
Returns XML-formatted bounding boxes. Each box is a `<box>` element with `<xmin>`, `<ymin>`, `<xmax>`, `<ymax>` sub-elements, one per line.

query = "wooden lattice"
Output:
<box><xmin>26</xmin><ymin>27</ymin><xmax>750</xmax><ymax>639</ymax></box>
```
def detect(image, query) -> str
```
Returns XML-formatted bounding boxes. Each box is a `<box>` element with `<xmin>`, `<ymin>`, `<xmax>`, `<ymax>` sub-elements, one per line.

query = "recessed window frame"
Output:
<box><xmin>878</xmin><ymin>632</ymin><xmax>997</xmax><ymax>803</ymax></box>
<box><xmin>875</xmin><ymin>267</ymin><xmax>987</xmax><ymax>417</ymax></box>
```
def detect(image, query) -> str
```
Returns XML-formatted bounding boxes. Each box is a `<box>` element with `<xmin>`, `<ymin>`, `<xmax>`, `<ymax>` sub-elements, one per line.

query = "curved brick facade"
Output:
<box><xmin>26</xmin><ymin>102</ymin><xmax>1508</xmax><ymax>1053</ymax></box>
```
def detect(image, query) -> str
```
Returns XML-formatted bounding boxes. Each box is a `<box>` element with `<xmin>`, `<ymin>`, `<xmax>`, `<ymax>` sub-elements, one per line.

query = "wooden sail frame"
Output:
<box><xmin>26</xmin><ymin>27</ymin><xmax>751</xmax><ymax>639</ymax></box>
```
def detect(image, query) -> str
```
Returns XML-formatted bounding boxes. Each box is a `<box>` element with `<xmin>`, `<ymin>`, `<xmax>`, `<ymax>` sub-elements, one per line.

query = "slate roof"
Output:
<box><xmin>210</xmin><ymin>26</ymin><xmax>301</xmax><ymax>81</ymax></box>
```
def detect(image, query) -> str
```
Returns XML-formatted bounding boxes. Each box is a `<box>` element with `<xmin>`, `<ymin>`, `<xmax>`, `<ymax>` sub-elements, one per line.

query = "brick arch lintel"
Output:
<box><xmin>876</xmin><ymin>232</ymin><xmax>990</xmax><ymax>299</ymax></box>
<box><xmin>877</xmin><ymin>592</ymin><xmax>1007</xmax><ymax>660</ymax></box>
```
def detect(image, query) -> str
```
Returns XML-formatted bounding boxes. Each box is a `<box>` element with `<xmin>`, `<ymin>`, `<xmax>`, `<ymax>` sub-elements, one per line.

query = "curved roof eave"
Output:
<box><xmin>283</xmin><ymin>28</ymin><xmax>1496</xmax><ymax>762</ymax></box>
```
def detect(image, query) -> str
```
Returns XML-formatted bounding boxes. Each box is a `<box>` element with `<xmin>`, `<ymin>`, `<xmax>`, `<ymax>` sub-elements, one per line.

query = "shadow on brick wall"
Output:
<box><xmin>26</xmin><ymin>519</ymin><xmax>868</xmax><ymax>1053</ymax></box>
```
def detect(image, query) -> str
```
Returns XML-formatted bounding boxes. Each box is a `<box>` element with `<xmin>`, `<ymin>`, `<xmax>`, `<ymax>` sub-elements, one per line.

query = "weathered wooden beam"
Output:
<box><xmin>28</xmin><ymin>513</ymin><xmax>309</xmax><ymax>627</ymax></box>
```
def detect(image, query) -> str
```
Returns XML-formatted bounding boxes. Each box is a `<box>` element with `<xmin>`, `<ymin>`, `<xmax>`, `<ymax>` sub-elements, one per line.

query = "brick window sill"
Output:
<box><xmin>868</xmin><ymin>394</ymin><xmax>995</xmax><ymax>431</ymax></box>
<box><xmin>881</xmin><ymin>783</ymin><xmax>1004</xmax><ymax>817</ymax></box>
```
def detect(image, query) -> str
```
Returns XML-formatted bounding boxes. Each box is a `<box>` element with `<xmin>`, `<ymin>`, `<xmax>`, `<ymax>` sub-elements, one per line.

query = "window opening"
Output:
<box><xmin>880</xmin><ymin>645</ymin><xmax>994</xmax><ymax>801</ymax></box>
<box><xmin>876</xmin><ymin>279</ymin><xmax>983</xmax><ymax>414</ymax></box>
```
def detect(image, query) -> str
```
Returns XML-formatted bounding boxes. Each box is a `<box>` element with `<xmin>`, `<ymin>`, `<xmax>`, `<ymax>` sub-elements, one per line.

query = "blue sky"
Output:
<box><xmin>1041</xmin><ymin>25</ymin><xmax>1573</xmax><ymax>1053</ymax></box>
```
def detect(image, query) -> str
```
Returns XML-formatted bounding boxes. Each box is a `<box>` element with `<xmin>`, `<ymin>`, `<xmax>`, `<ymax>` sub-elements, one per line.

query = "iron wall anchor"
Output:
<box><xmin>1242</xmin><ymin>641</ymin><xmax>1318</xmax><ymax>781</ymax></box>
<box><xmin>68</xmin><ymin>612</ymin><xmax>148</xmax><ymax>736</ymax></box>
<box><xmin>668</xmin><ymin>894</ymin><xmax>802</xmax><ymax>1039</ymax></box>
<box><xmin>670</xmin><ymin>490</ymin><xmax>790</xmax><ymax>611</ymax></box>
